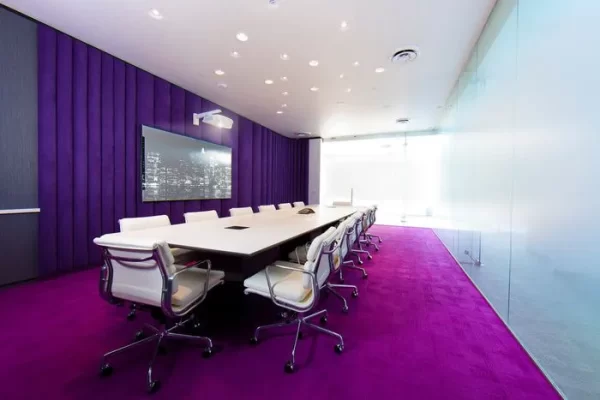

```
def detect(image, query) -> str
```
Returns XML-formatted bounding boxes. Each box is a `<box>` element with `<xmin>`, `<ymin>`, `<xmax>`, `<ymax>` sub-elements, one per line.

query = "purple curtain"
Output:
<box><xmin>37</xmin><ymin>25</ymin><xmax>309</xmax><ymax>275</ymax></box>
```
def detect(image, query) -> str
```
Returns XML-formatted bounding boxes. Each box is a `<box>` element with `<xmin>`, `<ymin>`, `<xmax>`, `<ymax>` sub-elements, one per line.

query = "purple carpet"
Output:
<box><xmin>0</xmin><ymin>226</ymin><xmax>560</xmax><ymax>399</ymax></box>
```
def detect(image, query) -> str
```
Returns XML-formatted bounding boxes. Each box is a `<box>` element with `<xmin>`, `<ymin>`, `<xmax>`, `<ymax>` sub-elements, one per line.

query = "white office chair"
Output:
<box><xmin>365</xmin><ymin>205</ymin><xmax>383</xmax><ymax>244</ymax></box>
<box><xmin>184</xmin><ymin>210</ymin><xmax>219</xmax><ymax>223</ymax></box>
<box><xmin>94</xmin><ymin>235</ymin><xmax>224</xmax><ymax>393</ymax></box>
<box><xmin>244</xmin><ymin>227</ymin><xmax>344</xmax><ymax>373</ymax></box>
<box><xmin>359</xmin><ymin>207</ymin><xmax>380</xmax><ymax>251</ymax></box>
<box><xmin>292</xmin><ymin>201</ymin><xmax>305</xmax><ymax>208</ymax></box>
<box><xmin>118</xmin><ymin>215</ymin><xmax>196</xmax><ymax>320</ymax></box>
<box><xmin>332</xmin><ymin>201</ymin><xmax>352</xmax><ymax>207</ymax></box>
<box><xmin>229</xmin><ymin>207</ymin><xmax>254</xmax><ymax>217</ymax></box>
<box><xmin>337</xmin><ymin>217</ymin><xmax>368</xmax><ymax>281</ymax></box>
<box><xmin>278</xmin><ymin>203</ymin><xmax>292</xmax><ymax>209</ymax></box>
<box><xmin>350</xmin><ymin>211</ymin><xmax>372</xmax><ymax>262</ymax></box>
<box><xmin>258</xmin><ymin>204</ymin><xmax>277</xmax><ymax>212</ymax></box>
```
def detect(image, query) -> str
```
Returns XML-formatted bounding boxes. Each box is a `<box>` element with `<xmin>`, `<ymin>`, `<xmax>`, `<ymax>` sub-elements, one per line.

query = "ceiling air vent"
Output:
<box><xmin>391</xmin><ymin>49</ymin><xmax>418</xmax><ymax>63</ymax></box>
<box><xmin>396</xmin><ymin>118</ymin><xmax>410</xmax><ymax>124</ymax></box>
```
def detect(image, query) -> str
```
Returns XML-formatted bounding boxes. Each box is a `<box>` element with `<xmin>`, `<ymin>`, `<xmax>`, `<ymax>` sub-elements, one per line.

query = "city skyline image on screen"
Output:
<box><xmin>141</xmin><ymin>125</ymin><xmax>232</xmax><ymax>202</ymax></box>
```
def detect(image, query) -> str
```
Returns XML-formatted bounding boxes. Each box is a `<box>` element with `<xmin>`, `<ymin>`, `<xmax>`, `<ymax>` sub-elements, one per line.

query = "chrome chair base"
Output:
<box><xmin>367</xmin><ymin>233</ymin><xmax>383</xmax><ymax>244</ymax></box>
<box><xmin>326</xmin><ymin>283</ymin><xmax>358</xmax><ymax>313</ymax></box>
<box><xmin>250</xmin><ymin>309</ymin><xmax>344</xmax><ymax>373</ymax></box>
<box><xmin>100</xmin><ymin>316</ymin><xmax>213</xmax><ymax>393</ymax></box>
<box><xmin>340</xmin><ymin>260</ymin><xmax>368</xmax><ymax>281</ymax></box>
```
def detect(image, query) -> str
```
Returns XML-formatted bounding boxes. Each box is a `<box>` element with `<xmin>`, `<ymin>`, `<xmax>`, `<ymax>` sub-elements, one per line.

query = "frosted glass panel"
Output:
<box><xmin>437</xmin><ymin>0</ymin><xmax>600</xmax><ymax>398</ymax></box>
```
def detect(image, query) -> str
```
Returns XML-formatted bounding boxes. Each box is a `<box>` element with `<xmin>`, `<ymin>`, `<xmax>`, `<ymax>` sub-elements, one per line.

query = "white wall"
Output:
<box><xmin>437</xmin><ymin>1</ymin><xmax>600</xmax><ymax>398</ymax></box>
<box><xmin>308</xmin><ymin>138</ymin><xmax>321</xmax><ymax>205</ymax></box>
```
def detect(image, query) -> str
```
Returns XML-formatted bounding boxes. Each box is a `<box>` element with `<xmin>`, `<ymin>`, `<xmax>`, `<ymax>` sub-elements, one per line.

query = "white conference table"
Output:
<box><xmin>105</xmin><ymin>205</ymin><xmax>358</xmax><ymax>279</ymax></box>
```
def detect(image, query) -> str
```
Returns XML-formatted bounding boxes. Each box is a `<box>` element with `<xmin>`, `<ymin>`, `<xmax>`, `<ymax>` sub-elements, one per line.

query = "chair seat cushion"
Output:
<box><xmin>172</xmin><ymin>268</ymin><xmax>225</xmax><ymax>307</ymax></box>
<box><xmin>243</xmin><ymin>262</ymin><xmax>312</xmax><ymax>307</ymax></box>
<box><xmin>288</xmin><ymin>245</ymin><xmax>309</xmax><ymax>264</ymax></box>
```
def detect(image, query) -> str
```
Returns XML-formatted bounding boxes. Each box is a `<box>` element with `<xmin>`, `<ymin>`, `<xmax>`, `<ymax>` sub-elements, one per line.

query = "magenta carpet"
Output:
<box><xmin>0</xmin><ymin>226</ymin><xmax>560</xmax><ymax>399</ymax></box>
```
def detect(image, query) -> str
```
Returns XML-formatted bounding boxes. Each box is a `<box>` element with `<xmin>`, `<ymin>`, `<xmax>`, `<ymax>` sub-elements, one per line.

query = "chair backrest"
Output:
<box><xmin>119</xmin><ymin>215</ymin><xmax>171</xmax><ymax>232</ymax></box>
<box><xmin>337</xmin><ymin>218</ymin><xmax>351</xmax><ymax>259</ymax></box>
<box><xmin>278</xmin><ymin>203</ymin><xmax>292</xmax><ymax>209</ymax></box>
<box><xmin>184</xmin><ymin>210</ymin><xmax>219</xmax><ymax>223</ymax></box>
<box><xmin>303</xmin><ymin>227</ymin><xmax>337</xmax><ymax>289</ymax></box>
<box><xmin>347</xmin><ymin>214</ymin><xmax>360</xmax><ymax>246</ymax></box>
<box><xmin>94</xmin><ymin>235</ymin><xmax>176</xmax><ymax>308</ymax></box>
<box><xmin>258</xmin><ymin>205</ymin><xmax>276</xmax><ymax>213</ymax></box>
<box><xmin>292</xmin><ymin>201</ymin><xmax>305</xmax><ymax>208</ymax></box>
<box><xmin>230</xmin><ymin>207</ymin><xmax>254</xmax><ymax>217</ymax></box>
<box><xmin>332</xmin><ymin>201</ymin><xmax>352</xmax><ymax>207</ymax></box>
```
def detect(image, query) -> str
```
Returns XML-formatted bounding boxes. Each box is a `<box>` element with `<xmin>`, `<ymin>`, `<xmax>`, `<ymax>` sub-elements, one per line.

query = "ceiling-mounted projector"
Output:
<box><xmin>193</xmin><ymin>109</ymin><xmax>234</xmax><ymax>129</ymax></box>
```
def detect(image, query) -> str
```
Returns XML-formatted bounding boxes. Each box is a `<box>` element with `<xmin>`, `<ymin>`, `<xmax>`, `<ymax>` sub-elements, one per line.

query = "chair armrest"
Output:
<box><xmin>265</xmin><ymin>264</ymin><xmax>317</xmax><ymax>306</ymax></box>
<box><xmin>168</xmin><ymin>259</ymin><xmax>213</xmax><ymax>304</ymax></box>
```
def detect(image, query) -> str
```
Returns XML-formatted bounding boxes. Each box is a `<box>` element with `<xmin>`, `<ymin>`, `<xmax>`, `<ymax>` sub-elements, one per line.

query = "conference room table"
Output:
<box><xmin>105</xmin><ymin>205</ymin><xmax>358</xmax><ymax>281</ymax></box>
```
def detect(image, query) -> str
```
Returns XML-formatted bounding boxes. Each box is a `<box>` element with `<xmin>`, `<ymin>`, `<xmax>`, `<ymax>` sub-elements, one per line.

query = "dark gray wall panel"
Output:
<box><xmin>0</xmin><ymin>8</ymin><xmax>38</xmax><ymax>209</ymax></box>
<box><xmin>0</xmin><ymin>214</ymin><xmax>38</xmax><ymax>285</ymax></box>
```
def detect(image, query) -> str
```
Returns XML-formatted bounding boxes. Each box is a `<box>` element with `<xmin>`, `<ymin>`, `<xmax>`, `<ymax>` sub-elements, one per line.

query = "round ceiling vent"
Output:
<box><xmin>391</xmin><ymin>49</ymin><xmax>418</xmax><ymax>63</ymax></box>
<box><xmin>396</xmin><ymin>118</ymin><xmax>410</xmax><ymax>124</ymax></box>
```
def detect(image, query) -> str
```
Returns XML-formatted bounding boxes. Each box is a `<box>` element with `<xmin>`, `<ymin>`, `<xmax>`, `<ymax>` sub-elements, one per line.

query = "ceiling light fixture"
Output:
<box><xmin>280</xmin><ymin>53</ymin><xmax>290</xmax><ymax>61</ymax></box>
<box><xmin>310</xmin><ymin>87</ymin><xmax>319</xmax><ymax>92</ymax></box>
<box><xmin>214</xmin><ymin>69</ymin><xmax>225</xmax><ymax>76</ymax></box>
<box><xmin>353</xmin><ymin>61</ymin><xmax>360</xmax><ymax>67</ymax></box>
<box><xmin>391</xmin><ymin>48</ymin><xmax>418</xmax><ymax>63</ymax></box>
<box><xmin>281</xmin><ymin>104</ymin><xmax>287</xmax><ymax>108</ymax></box>
<box><xmin>309</xmin><ymin>60</ymin><xmax>319</xmax><ymax>67</ymax></box>
<box><xmin>230</xmin><ymin>51</ymin><xmax>241</xmax><ymax>58</ymax></box>
<box><xmin>280</xmin><ymin>76</ymin><xmax>288</xmax><ymax>81</ymax></box>
<box><xmin>375</xmin><ymin>67</ymin><xmax>385</xmax><ymax>73</ymax></box>
<box><xmin>277</xmin><ymin>110</ymin><xmax>284</xmax><ymax>114</ymax></box>
<box><xmin>148</xmin><ymin>9</ymin><xmax>164</xmax><ymax>20</ymax></box>
<box><xmin>340</xmin><ymin>20</ymin><xmax>348</xmax><ymax>31</ymax></box>
<box><xmin>339</xmin><ymin>73</ymin><xmax>345</xmax><ymax>79</ymax></box>
<box><xmin>236</xmin><ymin>32</ymin><xmax>249</xmax><ymax>42</ymax></box>
<box><xmin>265</xmin><ymin>79</ymin><xmax>274</xmax><ymax>85</ymax></box>
<box><xmin>217</xmin><ymin>83</ymin><xmax>228</xmax><ymax>89</ymax></box>
<box><xmin>282</xmin><ymin>91</ymin><xmax>289</xmax><ymax>96</ymax></box>
<box><xmin>346</xmin><ymin>88</ymin><xmax>352</xmax><ymax>93</ymax></box>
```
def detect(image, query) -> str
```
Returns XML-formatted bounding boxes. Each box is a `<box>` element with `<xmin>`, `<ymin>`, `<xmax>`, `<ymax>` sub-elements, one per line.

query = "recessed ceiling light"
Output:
<box><xmin>340</xmin><ymin>21</ymin><xmax>348</xmax><ymax>31</ymax></box>
<box><xmin>276</xmin><ymin>110</ymin><xmax>284</xmax><ymax>114</ymax></box>
<box><xmin>214</xmin><ymin>69</ymin><xmax>225</xmax><ymax>76</ymax></box>
<box><xmin>281</xmin><ymin>103</ymin><xmax>287</xmax><ymax>108</ymax></box>
<box><xmin>282</xmin><ymin>91</ymin><xmax>289</xmax><ymax>96</ymax></box>
<box><xmin>148</xmin><ymin>9</ymin><xmax>163</xmax><ymax>20</ymax></box>
<box><xmin>375</xmin><ymin>67</ymin><xmax>385</xmax><ymax>73</ymax></box>
<box><xmin>265</xmin><ymin>79</ymin><xmax>274</xmax><ymax>85</ymax></box>
<box><xmin>280</xmin><ymin>76</ymin><xmax>288</xmax><ymax>82</ymax></box>
<box><xmin>339</xmin><ymin>73</ymin><xmax>345</xmax><ymax>79</ymax></box>
<box><xmin>309</xmin><ymin>60</ymin><xmax>319</xmax><ymax>67</ymax></box>
<box><xmin>280</xmin><ymin>53</ymin><xmax>290</xmax><ymax>61</ymax></box>
<box><xmin>231</xmin><ymin>51</ymin><xmax>241</xmax><ymax>58</ymax></box>
<box><xmin>236</xmin><ymin>32</ymin><xmax>249</xmax><ymax>42</ymax></box>
<box><xmin>310</xmin><ymin>87</ymin><xmax>319</xmax><ymax>92</ymax></box>
<box><xmin>217</xmin><ymin>83</ymin><xmax>228</xmax><ymax>89</ymax></box>
<box><xmin>346</xmin><ymin>88</ymin><xmax>352</xmax><ymax>93</ymax></box>
<box><xmin>353</xmin><ymin>61</ymin><xmax>360</xmax><ymax>67</ymax></box>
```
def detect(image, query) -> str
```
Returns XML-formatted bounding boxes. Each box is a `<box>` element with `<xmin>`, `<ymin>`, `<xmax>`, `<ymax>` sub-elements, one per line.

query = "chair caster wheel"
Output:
<box><xmin>362</xmin><ymin>273</ymin><xmax>368</xmax><ymax>279</ymax></box>
<box><xmin>158</xmin><ymin>345</ymin><xmax>168</xmax><ymax>355</ymax></box>
<box><xmin>126</xmin><ymin>311</ymin><xmax>136</xmax><ymax>321</ymax></box>
<box><xmin>339</xmin><ymin>277</ymin><xmax>345</xmax><ymax>283</ymax></box>
<box><xmin>357</xmin><ymin>260</ymin><xmax>364</xmax><ymax>265</ymax></box>
<box><xmin>192</xmin><ymin>322</ymin><xmax>202</xmax><ymax>330</ymax></box>
<box><xmin>249</xmin><ymin>337</ymin><xmax>258</xmax><ymax>345</ymax></box>
<box><xmin>379</xmin><ymin>239</ymin><xmax>383</xmax><ymax>244</ymax></box>
<box><xmin>334</xmin><ymin>343</ymin><xmax>344</xmax><ymax>354</ymax></box>
<box><xmin>352</xmin><ymin>290</ymin><xmax>359</xmax><ymax>298</ymax></box>
<box><xmin>342</xmin><ymin>306</ymin><xmax>349</xmax><ymax>314</ymax></box>
<box><xmin>367</xmin><ymin>255</ymin><xmax>373</xmax><ymax>260</ymax></box>
<box><xmin>148</xmin><ymin>380</ymin><xmax>161</xmax><ymax>393</ymax></box>
<box><xmin>320</xmin><ymin>315</ymin><xmax>328</xmax><ymax>325</ymax></box>
<box><xmin>284</xmin><ymin>361</ymin><xmax>295</xmax><ymax>373</ymax></box>
<box><xmin>202</xmin><ymin>347</ymin><xmax>213</xmax><ymax>358</ymax></box>
<box><xmin>134</xmin><ymin>330</ymin><xmax>145</xmax><ymax>342</ymax></box>
<box><xmin>100</xmin><ymin>363</ymin><xmax>113</xmax><ymax>377</ymax></box>
<box><xmin>375</xmin><ymin>247</ymin><xmax>380</xmax><ymax>252</ymax></box>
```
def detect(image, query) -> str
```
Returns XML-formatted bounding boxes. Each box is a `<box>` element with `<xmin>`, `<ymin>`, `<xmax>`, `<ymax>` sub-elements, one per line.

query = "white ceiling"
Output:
<box><xmin>4</xmin><ymin>0</ymin><xmax>496</xmax><ymax>137</ymax></box>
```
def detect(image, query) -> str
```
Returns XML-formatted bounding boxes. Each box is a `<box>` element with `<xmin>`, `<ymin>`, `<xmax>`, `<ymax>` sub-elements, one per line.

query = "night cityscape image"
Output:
<box><xmin>141</xmin><ymin>126</ymin><xmax>232</xmax><ymax>202</ymax></box>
